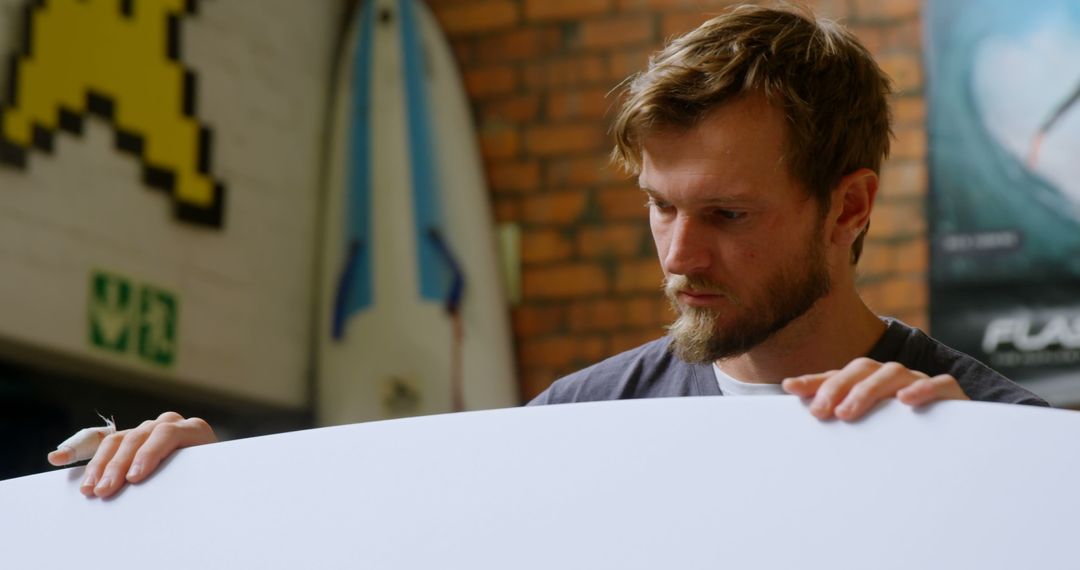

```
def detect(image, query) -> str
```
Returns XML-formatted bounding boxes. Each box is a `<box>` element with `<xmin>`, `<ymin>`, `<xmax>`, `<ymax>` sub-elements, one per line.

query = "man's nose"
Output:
<box><xmin>662</xmin><ymin>215</ymin><xmax>710</xmax><ymax>276</ymax></box>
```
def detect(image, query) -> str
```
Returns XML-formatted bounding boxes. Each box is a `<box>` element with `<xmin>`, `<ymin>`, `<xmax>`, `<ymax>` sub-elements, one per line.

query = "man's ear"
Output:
<box><xmin>829</xmin><ymin>168</ymin><xmax>878</xmax><ymax>249</ymax></box>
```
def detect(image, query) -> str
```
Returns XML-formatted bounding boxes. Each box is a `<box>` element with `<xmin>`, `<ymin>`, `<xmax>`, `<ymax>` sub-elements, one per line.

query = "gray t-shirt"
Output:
<box><xmin>528</xmin><ymin>318</ymin><xmax>1048</xmax><ymax>407</ymax></box>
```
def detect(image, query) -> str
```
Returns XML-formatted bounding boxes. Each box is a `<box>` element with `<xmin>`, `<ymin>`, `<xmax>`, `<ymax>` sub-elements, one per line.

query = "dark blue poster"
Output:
<box><xmin>926</xmin><ymin>0</ymin><xmax>1080</xmax><ymax>404</ymax></box>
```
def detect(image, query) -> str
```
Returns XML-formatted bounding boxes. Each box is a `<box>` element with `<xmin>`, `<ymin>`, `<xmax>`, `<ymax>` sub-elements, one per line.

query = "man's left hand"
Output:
<box><xmin>781</xmin><ymin>358</ymin><xmax>970</xmax><ymax>421</ymax></box>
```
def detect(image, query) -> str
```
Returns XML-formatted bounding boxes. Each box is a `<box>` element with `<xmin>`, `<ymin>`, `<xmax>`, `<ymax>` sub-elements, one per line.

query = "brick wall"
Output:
<box><xmin>429</xmin><ymin>0</ymin><xmax>927</xmax><ymax>401</ymax></box>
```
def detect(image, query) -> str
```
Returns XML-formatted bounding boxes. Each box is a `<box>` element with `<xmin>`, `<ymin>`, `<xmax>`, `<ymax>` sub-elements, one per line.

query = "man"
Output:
<box><xmin>52</xmin><ymin>4</ymin><xmax>1046</xmax><ymax>499</ymax></box>
<box><xmin>528</xmin><ymin>5</ymin><xmax>1046</xmax><ymax>412</ymax></box>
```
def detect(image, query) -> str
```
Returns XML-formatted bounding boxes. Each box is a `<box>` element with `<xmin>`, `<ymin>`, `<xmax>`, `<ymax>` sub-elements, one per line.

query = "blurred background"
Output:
<box><xmin>1</xmin><ymin>0</ymin><xmax>1078</xmax><ymax>480</ymax></box>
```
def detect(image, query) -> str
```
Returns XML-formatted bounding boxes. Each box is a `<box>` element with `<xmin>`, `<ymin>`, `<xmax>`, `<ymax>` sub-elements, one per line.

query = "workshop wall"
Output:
<box><xmin>0</xmin><ymin>0</ymin><xmax>339</xmax><ymax>408</ymax></box>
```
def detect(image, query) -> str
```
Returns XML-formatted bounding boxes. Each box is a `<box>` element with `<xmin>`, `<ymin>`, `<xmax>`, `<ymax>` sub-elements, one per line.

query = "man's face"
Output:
<box><xmin>639</xmin><ymin>95</ymin><xmax>832</xmax><ymax>364</ymax></box>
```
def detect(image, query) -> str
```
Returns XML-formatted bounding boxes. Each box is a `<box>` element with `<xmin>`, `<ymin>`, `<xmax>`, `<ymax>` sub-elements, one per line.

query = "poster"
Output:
<box><xmin>926</xmin><ymin>0</ymin><xmax>1080</xmax><ymax>404</ymax></box>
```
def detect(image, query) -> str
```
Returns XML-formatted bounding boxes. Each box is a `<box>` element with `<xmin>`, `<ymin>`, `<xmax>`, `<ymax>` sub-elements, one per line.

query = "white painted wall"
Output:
<box><xmin>0</xmin><ymin>0</ymin><xmax>340</xmax><ymax>408</ymax></box>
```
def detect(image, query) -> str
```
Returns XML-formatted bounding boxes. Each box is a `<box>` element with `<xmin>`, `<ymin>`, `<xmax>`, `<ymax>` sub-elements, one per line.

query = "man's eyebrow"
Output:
<box><xmin>639</xmin><ymin>187</ymin><xmax>673</xmax><ymax>204</ymax></box>
<box><xmin>639</xmin><ymin>185</ymin><xmax>756</xmax><ymax>206</ymax></box>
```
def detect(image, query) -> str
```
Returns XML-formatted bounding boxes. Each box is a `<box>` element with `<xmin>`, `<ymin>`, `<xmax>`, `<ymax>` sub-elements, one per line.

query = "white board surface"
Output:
<box><xmin>2</xmin><ymin>397</ymin><xmax>1077</xmax><ymax>569</ymax></box>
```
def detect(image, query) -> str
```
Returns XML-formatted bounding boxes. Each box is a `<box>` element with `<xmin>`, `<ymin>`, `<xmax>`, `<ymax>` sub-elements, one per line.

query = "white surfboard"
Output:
<box><xmin>316</xmin><ymin>0</ymin><xmax>518</xmax><ymax>425</ymax></box>
<box><xmin>4</xmin><ymin>399</ymin><xmax>1079</xmax><ymax>569</ymax></box>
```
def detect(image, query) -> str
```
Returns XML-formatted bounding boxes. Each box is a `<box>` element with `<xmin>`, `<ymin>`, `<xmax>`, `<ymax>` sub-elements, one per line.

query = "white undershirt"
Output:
<box><xmin>712</xmin><ymin>363</ymin><xmax>787</xmax><ymax>396</ymax></box>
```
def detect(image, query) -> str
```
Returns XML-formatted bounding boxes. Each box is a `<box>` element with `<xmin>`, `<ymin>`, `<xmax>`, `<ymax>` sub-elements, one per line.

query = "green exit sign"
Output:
<box><xmin>88</xmin><ymin>271</ymin><xmax>179</xmax><ymax>367</ymax></box>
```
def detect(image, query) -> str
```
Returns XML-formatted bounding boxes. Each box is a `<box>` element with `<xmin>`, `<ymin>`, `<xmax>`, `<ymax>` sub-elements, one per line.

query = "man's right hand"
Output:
<box><xmin>47</xmin><ymin>412</ymin><xmax>217</xmax><ymax>498</ymax></box>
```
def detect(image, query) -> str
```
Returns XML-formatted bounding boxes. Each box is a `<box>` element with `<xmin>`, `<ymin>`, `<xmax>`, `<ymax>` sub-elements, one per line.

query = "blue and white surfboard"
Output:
<box><xmin>317</xmin><ymin>0</ymin><xmax>518</xmax><ymax>425</ymax></box>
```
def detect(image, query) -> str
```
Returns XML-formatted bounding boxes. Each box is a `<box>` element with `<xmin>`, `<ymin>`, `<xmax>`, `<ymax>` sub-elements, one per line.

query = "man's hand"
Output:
<box><xmin>47</xmin><ymin>412</ymin><xmax>217</xmax><ymax>498</ymax></box>
<box><xmin>781</xmin><ymin>358</ymin><xmax>969</xmax><ymax>421</ymax></box>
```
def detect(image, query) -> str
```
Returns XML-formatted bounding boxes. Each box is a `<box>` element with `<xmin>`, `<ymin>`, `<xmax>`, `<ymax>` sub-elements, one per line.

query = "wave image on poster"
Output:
<box><xmin>926</xmin><ymin>0</ymin><xmax>1080</xmax><ymax>404</ymax></box>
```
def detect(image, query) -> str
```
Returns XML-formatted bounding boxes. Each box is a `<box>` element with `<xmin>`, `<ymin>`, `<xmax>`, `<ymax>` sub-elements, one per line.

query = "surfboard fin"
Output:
<box><xmin>427</xmin><ymin>228</ymin><xmax>464</xmax><ymax>316</ymax></box>
<box><xmin>331</xmin><ymin>239</ymin><xmax>363</xmax><ymax>340</ymax></box>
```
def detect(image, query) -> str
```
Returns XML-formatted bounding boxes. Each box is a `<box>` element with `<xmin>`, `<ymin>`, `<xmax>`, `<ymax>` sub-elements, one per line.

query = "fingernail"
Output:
<box><xmin>811</xmin><ymin>400</ymin><xmax>829</xmax><ymax>415</ymax></box>
<box><xmin>94</xmin><ymin>477</ymin><xmax>112</xmax><ymax>492</ymax></box>
<box><xmin>81</xmin><ymin>474</ymin><xmax>96</xmax><ymax>488</ymax></box>
<box><xmin>127</xmin><ymin>463</ymin><xmax>143</xmax><ymax>480</ymax></box>
<box><xmin>836</xmin><ymin>403</ymin><xmax>851</xmax><ymax>417</ymax></box>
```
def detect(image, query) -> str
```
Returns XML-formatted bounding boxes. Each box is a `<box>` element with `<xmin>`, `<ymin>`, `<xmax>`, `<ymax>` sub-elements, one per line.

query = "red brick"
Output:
<box><xmin>470</xmin><ymin>27</ymin><xmax>562</xmax><ymax>63</ymax></box>
<box><xmin>512</xmin><ymin>304</ymin><xmax>566</xmax><ymax>336</ymax></box>
<box><xmin>894</xmin><ymin>238</ymin><xmax>928</xmax><ymax>274</ymax></box>
<box><xmin>569</xmin><ymin>299</ymin><xmax>624</xmax><ymax>332</ymax></box>
<box><xmin>879</xmin><ymin>160</ymin><xmax>926</xmax><ymax>199</ymax></box>
<box><xmin>520</xmin><ymin>332</ymin><xmax>609</xmax><ymax>375</ymax></box>
<box><xmin>853</xmin><ymin>0</ymin><xmax>920</xmax><ymax>22</ymax></box>
<box><xmin>547</xmin><ymin>154</ymin><xmax>622</xmax><ymax>187</ymax></box>
<box><xmin>523</xmin><ymin>55</ymin><xmax>610</xmax><ymax>89</ymax></box>
<box><xmin>852</xmin><ymin>26</ymin><xmax>886</xmax><ymax>54</ymax></box>
<box><xmin>521</xmin><ymin>191</ymin><xmax>589</xmax><ymax>225</ymax></box>
<box><xmin>616</xmin><ymin>258</ymin><xmax>665</xmax><ymax>293</ymax></box>
<box><xmin>623</xmin><ymin>295</ymin><xmax>667</xmax><ymax>327</ymax></box>
<box><xmin>618</xmin><ymin>0</ymin><xmax>691</xmax><ymax>10</ymax></box>
<box><xmin>432</xmin><ymin>0</ymin><xmax>519</xmax><ymax>35</ymax></box>
<box><xmin>520</xmin><ymin>368</ymin><xmax>559</xmax><ymax>401</ymax></box>
<box><xmin>891</xmin><ymin>124</ymin><xmax>926</xmax><ymax>160</ymax></box>
<box><xmin>578</xmin><ymin>16</ymin><xmax>655</xmax><ymax>51</ymax></box>
<box><xmin>609</xmin><ymin>49</ymin><xmax>653</xmax><ymax>81</ymax></box>
<box><xmin>450</xmin><ymin>39</ymin><xmax>473</xmax><ymax>64</ymax></box>
<box><xmin>521</xmin><ymin>228</ymin><xmax>575</xmax><ymax>263</ymax></box>
<box><xmin>661</xmin><ymin>12</ymin><xmax>710</xmax><ymax>40</ymax></box>
<box><xmin>523</xmin><ymin>263</ymin><xmax>610</xmax><ymax>298</ymax></box>
<box><xmin>610</xmin><ymin>328</ymin><xmax>666</xmax><ymax>353</ymax></box>
<box><xmin>805</xmin><ymin>0</ymin><xmax>851</xmax><ymax>20</ymax></box>
<box><xmin>546</xmin><ymin>87</ymin><xmax>615</xmax><ymax>121</ymax></box>
<box><xmin>884</xmin><ymin>274</ymin><xmax>928</xmax><ymax>310</ymax></box>
<box><xmin>480</xmin><ymin>94</ymin><xmax>541</xmax><ymax>123</ymax></box>
<box><xmin>877</xmin><ymin>52</ymin><xmax>922</xmax><ymax>94</ymax></box>
<box><xmin>577</xmin><ymin>223</ymin><xmax>648</xmax><ymax>257</ymax></box>
<box><xmin>479</xmin><ymin>126</ymin><xmax>519</xmax><ymax>160</ymax></box>
<box><xmin>885</xmin><ymin>18</ymin><xmax>923</xmax><ymax>52</ymax></box>
<box><xmin>892</xmin><ymin>97</ymin><xmax>926</xmax><ymax>125</ymax></box>
<box><xmin>622</xmin><ymin>0</ymin><xmax>744</xmax><ymax>10</ymax></box>
<box><xmin>525</xmin><ymin>124</ymin><xmax>607</xmax><ymax>156</ymax></box>
<box><xmin>854</xmin><ymin>20</ymin><xmax>921</xmax><ymax>56</ymax></box>
<box><xmin>869</xmin><ymin>199</ymin><xmax>925</xmax><ymax>239</ymax></box>
<box><xmin>858</xmin><ymin>274</ymin><xmax>927</xmax><ymax>314</ymax></box>
<box><xmin>598</xmin><ymin>184</ymin><xmax>649</xmax><ymax>221</ymax></box>
<box><xmin>525</xmin><ymin>0</ymin><xmax>614</xmax><ymax>21</ymax></box>
<box><xmin>493</xmin><ymin>196</ymin><xmax>520</xmax><ymax>223</ymax></box>
<box><xmin>854</xmin><ymin>239</ymin><xmax>892</xmax><ymax>279</ymax></box>
<box><xmin>856</xmin><ymin>277</ymin><xmax>887</xmax><ymax>311</ymax></box>
<box><xmin>894</xmin><ymin>310</ymin><xmax>929</xmax><ymax>332</ymax></box>
<box><xmin>463</xmin><ymin>65</ymin><xmax>517</xmax><ymax>99</ymax></box>
<box><xmin>487</xmin><ymin>160</ymin><xmax>540</xmax><ymax>194</ymax></box>
<box><xmin>856</xmin><ymin>238</ymin><xmax>928</xmax><ymax>280</ymax></box>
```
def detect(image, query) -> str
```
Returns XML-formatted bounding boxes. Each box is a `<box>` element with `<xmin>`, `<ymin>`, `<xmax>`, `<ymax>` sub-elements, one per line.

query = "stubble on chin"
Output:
<box><xmin>662</xmin><ymin>256</ymin><xmax>831</xmax><ymax>365</ymax></box>
<box><xmin>666</xmin><ymin>305</ymin><xmax>723</xmax><ymax>364</ymax></box>
<box><xmin>663</xmin><ymin>274</ymin><xmax>738</xmax><ymax>364</ymax></box>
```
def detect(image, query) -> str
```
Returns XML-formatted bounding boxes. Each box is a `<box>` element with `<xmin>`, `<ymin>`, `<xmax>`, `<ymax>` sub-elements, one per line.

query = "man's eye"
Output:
<box><xmin>647</xmin><ymin>199</ymin><xmax>674</xmax><ymax>212</ymax></box>
<box><xmin>712</xmin><ymin>209</ymin><xmax>746</xmax><ymax>222</ymax></box>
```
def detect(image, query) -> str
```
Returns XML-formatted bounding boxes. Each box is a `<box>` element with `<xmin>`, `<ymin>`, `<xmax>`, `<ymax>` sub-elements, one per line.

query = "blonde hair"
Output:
<box><xmin>611</xmin><ymin>5</ymin><xmax>892</xmax><ymax>262</ymax></box>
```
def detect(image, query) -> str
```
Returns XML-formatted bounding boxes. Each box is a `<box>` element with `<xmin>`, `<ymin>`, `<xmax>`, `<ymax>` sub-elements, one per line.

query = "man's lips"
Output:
<box><xmin>676</xmin><ymin>290</ymin><xmax>727</xmax><ymax>307</ymax></box>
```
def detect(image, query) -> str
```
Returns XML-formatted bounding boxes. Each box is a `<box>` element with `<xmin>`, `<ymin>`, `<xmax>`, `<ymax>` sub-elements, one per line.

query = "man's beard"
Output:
<box><xmin>665</xmin><ymin>236</ymin><xmax>831</xmax><ymax>364</ymax></box>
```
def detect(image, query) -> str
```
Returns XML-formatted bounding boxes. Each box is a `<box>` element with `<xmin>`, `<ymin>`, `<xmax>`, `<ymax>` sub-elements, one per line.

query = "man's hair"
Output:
<box><xmin>611</xmin><ymin>4</ymin><xmax>892</xmax><ymax>263</ymax></box>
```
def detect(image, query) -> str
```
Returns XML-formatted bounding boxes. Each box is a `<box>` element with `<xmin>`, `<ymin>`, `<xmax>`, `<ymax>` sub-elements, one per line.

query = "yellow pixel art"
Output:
<box><xmin>0</xmin><ymin>0</ymin><xmax>225</xmax><ymax>227</ymax></box>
